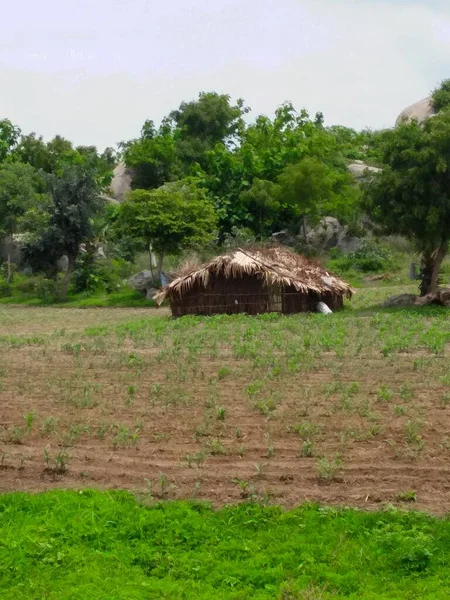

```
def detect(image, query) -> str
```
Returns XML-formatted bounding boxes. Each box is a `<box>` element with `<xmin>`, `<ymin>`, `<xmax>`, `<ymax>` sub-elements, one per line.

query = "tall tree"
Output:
<box><xmin>123</xmin><ymin>120</ymin><xmax>178</xmax><ymax>190</ymax></box>
<box><xmin>0</xmin><ymin>119</ymin><xmax>21</xmax><ymax>162</ymax></box>
<box><xmin>277</xmin><ymin>158</ymin><xmax>336</xmax><ymax>239</ymax></box>
<box><xmin>30</xmin><ymin>165</ymin><xmax>103</xmax><ymax>298</ymax></box>
<box><xmin>117</xmin><ymin>179</ymin><xmax>217</xmax><ymax>282</ymax></box>
<box><xmin>365</xmin><ymin>112</ymin><xmax>450</xmax><ymax>295</ymax></box>
<box><xmin>0</xmin><ymin>163</ymin><xmax>49</xmax><ymax>282</ymax></box>
<box><xmin>240</xmin><ymin>179</ymin><xmax>281</xmax><ymax>239</ymax></box>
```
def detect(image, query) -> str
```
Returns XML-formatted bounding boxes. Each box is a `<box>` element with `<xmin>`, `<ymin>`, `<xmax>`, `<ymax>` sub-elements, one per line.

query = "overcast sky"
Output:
<box><xmin>1</xmin><ymin>0</ymin><xmax>449</xmax><ymax>150</ymax></box>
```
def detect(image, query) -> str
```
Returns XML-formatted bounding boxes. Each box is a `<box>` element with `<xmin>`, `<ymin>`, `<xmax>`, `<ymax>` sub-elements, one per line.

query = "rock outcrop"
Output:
<box><xmin>109</xmin><ymin>162</ymin><xmax>134</xmax><ymax>202</ymax></box>
<box><xmin>307</xmin><ymin>217</ymin><xmax>362</xmax><ymax>253</ymax></box>
<box><xmin>271</xmin><ymin>217</ymin><xmax>362</xmax><ymax>253</ymax></box>
<box><xmin>347</xmin><ymin>161</ymin><xmax>382</xmax><ymax>181</ymax></box>
<box><xmin>395</xmin><ymin>97</ymin><xmax>436</xmax><ymax>127</ymax></box>
<box><xmin>130</xmin><ymin>270</ymin><xmax>170</xmax><ymax>300</ymax></box>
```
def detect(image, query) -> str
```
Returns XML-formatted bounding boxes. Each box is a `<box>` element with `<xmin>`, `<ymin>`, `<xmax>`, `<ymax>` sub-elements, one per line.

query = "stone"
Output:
<box><xmin>146</xmin><ymin>287</ymin><xmax>158</xmax><ymax>301</ymax></box>
<box><xmin>382</xmin><ymin>294</ymin><xmax>417</xmax><ymax>308</ymax></box>
<box><xmin>109</xmin><ymin>162</ymin><xmax>134</xmax><ymax>203</ymax></box>
<box><xmin>395</xmin><ymin>97</ymin><xmax>436</xmax><ymax>127</ymax></box>
<box><xmin>306</xmin><ymin>216</ymin><xmax>344</xmax><ymax>250</ymax></box>
<box><xmin>271</xmin><ymin>230</ymin><xmax>290</xmax><ymax>243</ymax></box>
<box><xmin>347</xmin><ymin>163</ymin><xmax>382</xmax><ymax>181</ymax></box>
<box><xmin>56</xmin><ymin>255</ymin><xmax>69</xmax><ymax>273</ymax></box>
<box><xmin>337</xmin><ymin>228</ymin><xmax>362</xmax><ymax>253</ymax></box>
<box><xmin>130</xmin><ymin>270</ymin><xmax>154</xmax><ymax>292</ymax></box>
<box><xmin>130</xmin><ymin>270</ymin><xmax>171</xmax><ymax>298</ymax></box>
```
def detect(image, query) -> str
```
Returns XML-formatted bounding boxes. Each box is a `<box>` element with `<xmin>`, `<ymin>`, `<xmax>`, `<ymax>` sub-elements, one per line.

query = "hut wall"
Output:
<box><xmin>169</xmin><ymin>273</ymin><xmax>272</xmax><ymax>317</ymax></box>
<box><xmin>169</xmin><ymin>274</ymin><xmax>345</xmax><ymax>317</ymax></box>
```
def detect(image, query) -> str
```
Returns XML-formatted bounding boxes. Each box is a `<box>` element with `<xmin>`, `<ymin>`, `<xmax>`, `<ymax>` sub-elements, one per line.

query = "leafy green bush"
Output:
<box><xmin>373</xmin><ymin>522</ymin><xmax>434</xmax><ymax>573</ymax></box>
<box><xmin>73</xmin><ymin>254</ymin><xmax>133</xmax><ymax>294</ymax></box>
<box><xmin>431</xmin><ymin>79</ymin><xmax>450</xmax><ymax>112</ymax></box>
<box><xmin>328</xmin><ymin>240</ymin><xmax>394</xmax><ymax>274</ymax></box>
<box><xmin>0</xmin><ymin>281</ymin><xmax>12</xmax><ymax>298</ymax></box>
<box><xmin>14</xmin><ymin>275</ymin><xmax>56</xmax><ymax>300</ymax></box>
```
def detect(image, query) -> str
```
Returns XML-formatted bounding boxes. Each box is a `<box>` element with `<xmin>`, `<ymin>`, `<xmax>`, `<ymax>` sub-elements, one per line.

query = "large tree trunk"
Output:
<box><xmin>156</xmin><ymin>253</ymin><xmax>164</xmax><ymax>285</ymax></box>
<box><xmin>419</xmin><ymin>242</ymin><xmax>447</xmax><ymax>296</ymax></box>
<box><xmin>59</xmin><ymin>255</ymin><xmax>75</xmax><ymax>300</ymax></box>
<box><xmin>6</xmin><ymin>234</ymin><xmax>13</xmax><ymax>284</ymax></box>
<box><xmin>148</xmin><ymin>244</ymin><xmax>155</xmax><ymax>281</ymax></box>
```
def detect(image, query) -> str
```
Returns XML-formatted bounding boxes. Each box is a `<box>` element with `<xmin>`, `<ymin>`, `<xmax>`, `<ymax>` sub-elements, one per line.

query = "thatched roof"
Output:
<box><xmin>154</xmin><ymin>246</ymin><xmax>353</xmax><ymax>304</ymax></box>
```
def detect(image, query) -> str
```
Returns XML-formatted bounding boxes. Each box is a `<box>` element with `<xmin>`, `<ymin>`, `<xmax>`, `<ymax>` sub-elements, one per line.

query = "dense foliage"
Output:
<box><xmin>364</xmin><ymin>108</ymin><xmax>450</xmax><ymax>295</ymax></box>
<box><xmin>2</xmin><ymin>80</ymin><xmax>450</xmax><ymax>300</ymax></box>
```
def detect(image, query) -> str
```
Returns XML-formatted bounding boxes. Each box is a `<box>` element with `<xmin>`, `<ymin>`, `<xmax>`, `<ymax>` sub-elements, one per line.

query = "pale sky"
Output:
<box><xmin>1</xmin><ymin>0</ymin><xmax>449</xmax><ymax>150</ymax></box>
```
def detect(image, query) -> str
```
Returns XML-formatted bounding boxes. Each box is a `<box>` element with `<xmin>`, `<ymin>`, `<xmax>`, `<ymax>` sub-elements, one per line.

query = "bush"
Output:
<box><xmin>72</xmin><ymin>253</ymin><xmax>133</xmax><ymax>294</ymax></box>
<box><xmin>0</xmin><ymin>281</ymin><xmax>12</xmax><ymax>298</ymax></box>
<box><xmin>15</xmin><ymin>275</ymin><xmax>56</xmax><ymax>300</ymax></box>
<box><xmin>328</xmin><ymin>240</ymin><xmax>393</xmax><ymax>274</ymax></box>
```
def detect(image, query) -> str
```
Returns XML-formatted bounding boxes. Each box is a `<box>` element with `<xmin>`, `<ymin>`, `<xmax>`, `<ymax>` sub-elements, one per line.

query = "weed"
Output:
<box><xmin>96</xmin><ymin>421</ymin><xmax>109</xmax><ymax>439</ymax></box>
<box><xmin>216</xmin><ymin>407</ymin><xmax>226</xmax><ymax>421</ymax></box>
<box><xmin>440</xmin><ymin>392</ymin><xmax>450</xmax><ymax>407</ymax></box>
<box><xmin>377</xmin><ymin>385</ymin><xmax>393</xmax><ymax>403</ymax></box>
<box><xmin>185</xmin><ymin>451</ymin><xmax>206</xmax><ymax>468</ymax></box>
<box><xmin>317</xmin><ymin>455</ymin><xmax>342</xmax><ymax>482</ymax></box>
<box><xmin>159</xmin><ymin>473</ymin><xmax>169</xmax><ymax>497</ymax></box>
<box><xmin>300</xmin><ymin>439</ymin><xmax>314</xmax><ymax>457</ymax></box>
<box><xmin>44</xmin><ymin>448</ymin><xmax>71</xmax><ymax>473</ymax></box>
<box><xmin>217</xmin><ymin>366</ymin><xmax>231</xmax><ymax>380</ymax></box>
<box><xmin>405</xmin><ymin>420</ymin><xmax>424</xmax><ymax>449</ymax></box>
<box><xmin>396</xmin><ymin>491</ymin><xmax>417</xmax><ymax>503</ymax></box>
<box><xmin>208</xmin><ymin>439</ymin><xmax>227</xmax><ymax>456</ymax></box>
<box><xmin>400</xmin><ymin>384</ymin><xmax>413</xmax><ymax>401</ymax></box>
<box><xmin>23</xmin><ymin>412</ymin><xmax>35</xmax><ymax>431</ymax></box>
<box><xmin>41</xmin><ymin>417</ymin><xmax>58</xmax><ymax>437</ymax></box>
<box><xmin>290</xmin><ymin>422</ymin><xmax>321</xmax><ymax>438</ymax></box>
<box><xmin>253</xmin><ymin>397</ymin><xmax>278</xmax><ymax>415</ymax></box>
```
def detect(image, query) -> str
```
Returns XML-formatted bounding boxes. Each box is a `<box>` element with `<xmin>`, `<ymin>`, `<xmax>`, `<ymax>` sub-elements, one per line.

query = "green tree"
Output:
<box><xmin>0</xmin><ymin>119</ymin><xmax>21</xmax><ymax>162</ymax></box>
<box><xmin>0</xmin><ymin>162</ymin><xmax>49</xmax><ymax>282</ymax></box>
<box><xmin>431</xmin><ymin>79</ymin><xmax>450</xmax><ymax>113</ymax></box>
<box><xmin>117</xmin><ymin>179</ymin><xmax>217</xmax><ymax>282</ymax></box>
<box><xmin>277</xmin><ymin>158</ymin><xmax>336</xmax><ymax>239</ymax></box>
<box><xmin>365</xmin><ymin>113</ymin><xmax>450</xmax><ymax>295</ymax></box>
<box><xmin>123</xmin><ymin>120</ymin><xmax>178</xmax><ymax>190</ymax></box>
<box><xmin>240</xmin><ymin>179</ymin><xmax>281</xmax><ymax>239</ymax></box>
<box><xmin>12</xmin><ymin>133</ymin><xmax>54</xmax><ymax>172</ymax></box>
<box><xmin>25</xmin><ymin>165</ymin><xmax>103</xmax><ymax>298</ymax></box>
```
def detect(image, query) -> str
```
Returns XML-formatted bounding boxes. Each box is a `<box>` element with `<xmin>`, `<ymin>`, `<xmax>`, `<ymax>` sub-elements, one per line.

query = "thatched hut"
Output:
<box><xmin>154</xmin><ymin>246</ymin><xmax>353</xmax><ymax>317</ymax></box>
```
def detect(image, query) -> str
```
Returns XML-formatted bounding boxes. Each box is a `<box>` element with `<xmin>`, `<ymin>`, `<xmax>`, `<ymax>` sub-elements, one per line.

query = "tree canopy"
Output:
<box><xmin>116</xmin><ymin>178</ymin><xmax>217</xmax><ymax>281</ymax></box>
<box><xmin>365</xmin><ymin>111</ymin><xmax>450</xmax><ymax>294</ymax></box>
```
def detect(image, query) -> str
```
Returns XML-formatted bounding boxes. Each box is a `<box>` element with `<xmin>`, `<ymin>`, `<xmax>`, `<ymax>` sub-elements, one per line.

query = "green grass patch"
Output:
<box><xmin>0</xmin><ymin>288</ymin><xmax>154</xmax><ymax>308</ymax></box>
<box><xmin>1</xmin><ymin>491</ymin><xmax>450</xmax><ymax>599</ymax></box>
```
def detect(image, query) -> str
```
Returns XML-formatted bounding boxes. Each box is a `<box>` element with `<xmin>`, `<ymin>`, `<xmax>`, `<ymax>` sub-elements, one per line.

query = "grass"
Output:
<box><xmin>0</xmin><ymin>287</ymin><xmax>154</xmax><ymax>308</ymax></box>
<box><xmin>2</xmin><ymin>490</ymin><xmax>450</xmax><ymax>599</ymax></box>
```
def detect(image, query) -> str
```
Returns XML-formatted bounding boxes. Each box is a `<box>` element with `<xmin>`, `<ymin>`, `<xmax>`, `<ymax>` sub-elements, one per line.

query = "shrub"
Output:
<box><xmin>73</xmin><ymin>254</ymin><xmax>133</xmax><ymax>294</ymax></box>
<box><xmin>328</xmin><ymin>240</ymin><xmax>393</xmax><ymax>274</ymax></box>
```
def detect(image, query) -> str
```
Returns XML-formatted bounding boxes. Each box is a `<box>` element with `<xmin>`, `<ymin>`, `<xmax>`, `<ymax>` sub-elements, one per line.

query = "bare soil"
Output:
<box><xmin>1</xmin><ymin>305</ymin><xmax>450</xmax><ymax>514</ymax></box>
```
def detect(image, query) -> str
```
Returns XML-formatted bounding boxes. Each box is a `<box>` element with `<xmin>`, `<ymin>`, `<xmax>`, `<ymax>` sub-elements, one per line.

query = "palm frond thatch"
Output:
<box><xmin>154</xmin><ymin>246</ymin><xmax>353</xmax><ymax>306</ymax></box>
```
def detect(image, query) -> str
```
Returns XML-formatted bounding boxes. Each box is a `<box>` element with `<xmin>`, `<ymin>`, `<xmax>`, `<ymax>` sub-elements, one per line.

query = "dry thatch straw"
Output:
<box><xmin>154</xmin><ymin>246</ymin><xmax>353</xmax><ymax>316</ymax></box>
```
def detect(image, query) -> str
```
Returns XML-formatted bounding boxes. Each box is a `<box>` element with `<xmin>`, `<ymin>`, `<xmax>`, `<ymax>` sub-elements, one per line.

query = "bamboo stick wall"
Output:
<box><xmin>168</xmin><ymin>274</ymin><xmax>344</xmax><ymax>317</ymax></box>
